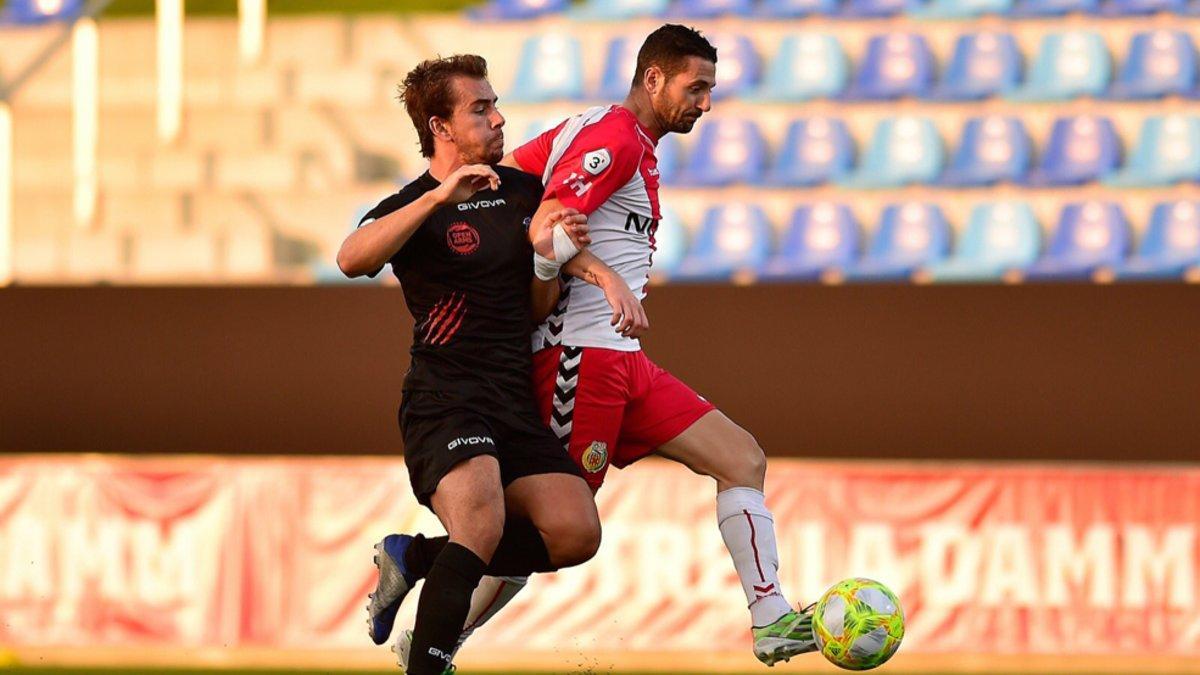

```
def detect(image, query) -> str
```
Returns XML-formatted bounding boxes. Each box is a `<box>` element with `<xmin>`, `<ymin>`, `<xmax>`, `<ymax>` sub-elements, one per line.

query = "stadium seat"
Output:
<box><xmin>756</xmin><ymin>0</ymin><xmax>841</xmax><ymax>15</ymax></box>
<box><xmin>1024</xmin><ymin>115</ymin><xmax>1120</xmax><ymax>186</ymax></box>
<box><xmin>757</xmin><ymin>203</ymin><xmax>860</xmax><ymax>281</ymax></box>
<box><xmin>1100</xmin><ymin>0</ymin><xmax>1185</xmax><ymax>14</ymax></box>
<box><xmin>597</xmin><ymin>37</ymin><xmax>641</xmax><ymax>101</ymax></box>
<box><xmin>924</xmin><ymin>202</ymin><xmax>1040</xmax><ymax>281</ymax></box>
<box><xmin>841</xmin><ymin>116</ymin><xmax>943</xmax><ymax>188</ymax></box>
<box><xmin>315</xmin><ymin>205</ymin><xmax>388</xmax><ymax>284</ymax></box>
<box><xmin>676</xmin><ymin>117</ymin><xmax>767</xmax><ymax>186</ymax></box>
<box><xmin>708</xmin><ymin>34</ymin><xmax>762</xmax><ymax>100</ymax></box>
<box><xmin>842</xmin><ymin>203</ymin><xmax>951</xmax><ymax>281</ymax></box>
<box><xmin>909</xmin><ymin>0</ymin><xmax>1012</xmax><ymax>18</ymax></box>
<box><xmin>569</xmin><ymin>0</ymin><xmax>668</xmax><ymax>19</ymax></box>
<box><xmin>1105</xmin><ymin>115</ymin><xmax>1200</xmax><ymax>186</ymax></box>
<box><xmin>667</xmin><ymin>0</ymin><xmax>755</xmax><ymax>17</ymax></box>
<box><xmin>766</xmin><ymin>117</ymin><xmax>855</xmax><ymax>186</ymax></box>
<box><xmin>1009</xmin><ymin>31</ymin><xmax>1110</xmax><ymax>101</ymax></box>
<box><xmin>508</xmin><ymin>35</ymin><xmax>585</xmax><ymax>102</ymax></box>
<box><xmin>840</xmin><ymin>0</ymin><xmax>906</xmax><ymax>16</ymax></box>
<box><xmin>673</xmin><ymin>203</ymin><xmax>773</xmax><ymax>281</ymax></box>
<box><xmin>468</xmin><ymin>0</ymin><xmax>569</xmax><ymax>20</ymax></box>
<box><xmin>568</xmin><ymin>0</ymin><xmax>667</xmax><ymax>17</ymax></box>
<box><xmin>931</xmin><ymin>32</ymin><xmax>1022</xmax><ymax>100</ymax></box>
<box><xmin>1009</xmin><ymin>0</ymin><xmax>1099</xmax><ymax>15</ymax></box>
<box><xmin>649</xmin><ymin>206</ymin><xmax>689</xmax><ymax>279</ymax></box>
<box><xmin>939</xmin><ymin>116</ymin><xmax>1032</xmax><ymax>186</ymax></box>
<box><xmin>520</xmin><ymin>117</ymin><xmax>564</xmax><ymax>145</ymax></box>
<box><xmin>1108</xmin><ymin>31</ymin><xmax>1197</xmax><ymax>99</ymax></box>
<box><xmin>750</xmin><ymin>34</ymin><xmax>847</xmax><ymax>101</ymax></box>
<box><xmin>842</xmin><ymin>34</ymin><xmax>934</xmax><ymax>100</ymax></box>
<box><xmin>1021</xmin><ymin>202</ymin><xmax>1130</xmax><ymax>280</ymax></box>
<box><xmin>1</xmin><ymin>0</ymin><xmax>82</xmax><ymax>23</ymax></box>
<box><xmin>1113</xmin><ymin>201</ymin><xmax>1200</xmax><ymax>280</ymax></box>
<box><xmin>655</xmin><ymin>134</ymin><xmax>683</xmax><ymax>185</ymax></box>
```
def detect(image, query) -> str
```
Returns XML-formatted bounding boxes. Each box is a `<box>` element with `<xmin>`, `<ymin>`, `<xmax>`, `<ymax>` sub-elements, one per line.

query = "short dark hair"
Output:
<box><xmin>630</xmin><ymin>24</ymin><xmax>718</xmax><ymax>89</ymax></box>
<box><xmin>398</xmin><ymin>54</ymin><xmax>489</xmax><ymax>158</ymax></box>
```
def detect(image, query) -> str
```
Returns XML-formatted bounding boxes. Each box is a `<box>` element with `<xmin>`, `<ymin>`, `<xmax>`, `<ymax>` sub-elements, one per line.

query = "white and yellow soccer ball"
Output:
<box><xmin>812</xmin><ymin>577</ymin><xmax>905</xmax><ymax>671</ymax></box>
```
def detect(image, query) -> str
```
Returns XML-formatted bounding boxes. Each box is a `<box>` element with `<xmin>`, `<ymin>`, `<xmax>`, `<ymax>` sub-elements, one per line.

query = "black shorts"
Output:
<box><xmin>399</xmin><ymin>392</ymin><xmax>581</xmax><ymax>508</ymax></box>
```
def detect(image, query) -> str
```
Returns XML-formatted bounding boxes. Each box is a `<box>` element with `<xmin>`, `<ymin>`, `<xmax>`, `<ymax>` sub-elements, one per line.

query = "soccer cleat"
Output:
<box><xmin>392</xmin><ymin>629</ymin><xmax>413</xmax><ymax>671</ymax></box>
<box><xmin>752</xmin><ymin>603</ymin><xmax>818</xmax><ymax>666</ymax></box>
<box><xmin>367</xmin><ymin>534</ymin><xmax>419</xmax><ymax>645</ymax></box>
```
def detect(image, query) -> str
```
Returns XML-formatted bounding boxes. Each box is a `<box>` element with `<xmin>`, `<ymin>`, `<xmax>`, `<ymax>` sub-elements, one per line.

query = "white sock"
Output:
<box><xmin>456</xmin><ymin>575</ymin><xmax>528</xmax><ymax>650</ymax></box>
<box><xmin>717</xmin><ymin>487</ymin><xmax>793</xmax><ymax>627</ymax></box>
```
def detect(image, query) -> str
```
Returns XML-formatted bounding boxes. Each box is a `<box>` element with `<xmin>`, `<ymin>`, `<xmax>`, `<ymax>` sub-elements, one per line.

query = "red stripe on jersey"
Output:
<box><xmin>430</xmin><ymin>294</ymin><xmax>467</xmax><ymax>345</ymax></box>
<box><xmin>422</xmin><ymin>294</ymin><xmax>454</xmax><ymax>342</ymax></box>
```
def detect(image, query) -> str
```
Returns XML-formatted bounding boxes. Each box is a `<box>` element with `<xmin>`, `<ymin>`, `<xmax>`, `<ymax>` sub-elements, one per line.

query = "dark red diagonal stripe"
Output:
<box><xmin>430</xmin><ymin>294</ymin><xmax>466</xmax><ymax>345</ymax></box>
<box><xmin>744</xmin><ymin>509</ymin><xmax>766</xmax><ymax>583</ymax></box>
<box><xmin>434</xmin><ymin>298</ymin><xmax>468</xmax><ymax>345</ymax></box>
<box><xmin>423</xmin><ymin>294</ymin><xmax>457</xmax><ymax>342</ymax></box>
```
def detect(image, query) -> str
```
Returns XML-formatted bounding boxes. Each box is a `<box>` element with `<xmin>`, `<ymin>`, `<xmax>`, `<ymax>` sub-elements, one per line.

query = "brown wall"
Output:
<box><xmin>1</xmin><ymin>285</ymin><xmax>1197</xmax><ymax>462</ymax></box>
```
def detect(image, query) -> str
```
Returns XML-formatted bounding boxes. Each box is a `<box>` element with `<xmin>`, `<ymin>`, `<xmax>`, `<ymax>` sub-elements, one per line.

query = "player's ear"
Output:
<box><xmin>429</xmin><ymin>116</ymin><xmax>451</xmax><ymax>143</ymax></box>
<box><xmin>643</xmin><ymin>65</ymin><xmax>665</xmax><ymax>95</ymax></box>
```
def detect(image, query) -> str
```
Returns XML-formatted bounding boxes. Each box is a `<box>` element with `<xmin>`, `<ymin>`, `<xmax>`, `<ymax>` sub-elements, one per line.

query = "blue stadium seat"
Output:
<box><xmin>842</xmin><ymin>33</ymin><xmax>934</xmax><ymax>100</ymax></box>
<box><xmin>667</xmin><ymin>0</ymin><xmax>755</xmax><ymax>16</ymax></box>
<box><xmin>841</xmin><ymin>116</ymin><xmax>943</xmax><ymax>188</ymax></box>
<box><xmin>676</xmin><ymin>118</ymin><xmax>767</xmax><ymax>186</ymax></box>
<box><xmin>508</xmin><ymin>35</ymin><xmax>585</xmax><ymax>102</ymax></box>
<box><xmin>1108</xmin><ymin>31</ymin><xmax>1197</xmax><ymax>99</ymax></box>
<box><xmin>1100</xmin><ymin>0</ymin><xmax>1185</xmax><ymax>14</ymax></box>
<box><xmin>924</xmin><ymin>202</ymin><xmax>1041</xmax><ymax>281</ymax></box>
<box><xmin>1106</xmin><ymin>115</ymin><xmax>1200</xmax><ymax>186</ymax></box>
<box><xmin>1113</xmin><ymin>201</ymin><xmax>1200</xmax><ymax>280</ymax></box>
<box><xmin>650</xmin><ymin>206</ymin><xmax>689</xmax><ymax>279</ymax></box>
<box><xmin>1021</xmin><ymin>202</ymin><xmax>1130</xmax><ymax>280</ymax></box>
<box><xmin>709</xmin><ymin>34</ymin><xmax>762</xmax><ymax>100</ymax></box>
<box><xmin>469</xmin><ymin>0</ymin><xmax>569</xmax><ymax>20</ymax></box>
<box><xmin>840</xmin><ymin>0</ymin><xmax>906</xmax><ymax>16</ymax></box>
<box><xmin>939</xmin><ymin>116</ymin><xmax>1032</xmax><ymax>186</ymax></box>
<box><xmin>766</xmin><ymin>117</ymin><xmax>855</xmax><ymax>186</ymax></box>
<box><xmin>756</xmin><ymin>0</ymin><xmax>841</xmax><ymax>15</ymax></box>
<box><xmin>758</xmin><ymin>203</ymin><xmax>861</xmax><ymax>281</ymax></box>
<box><xmin>597</xmin><ymin>37</ymin><xmax>641</xmax><ymax>101</ymax></box>
<box><xmin>750</xmin><ymin>34</ymin><xmax>847</xmax><ymax>101</ymax></box>
<box><xmin>1009</xmin><ymin>31</ymin><xmax>1110</xmax><ymax>101</ymax></box>
<box><xmin>1024</xmin><ymin>115</ymin><xmax>1120</xmax><ymax>186</ymax></box>
<box><xmin>520</xmin><ymin>117</ymin><xmax>563</xmax><ymax>145</ymax></box>
<box><xmin>1</xmin><ymin>0</ymin><xmax>82</xmax><ymax>23</ymax></box>
<box><xmin>909</xmin><ymin>0</ymin><xmax>1012</xmax><ymax>18</ymax></box>
<box><xmin>931</xmin><ymin>32</ymin><xmax>1022</xmax><ymax>101</ymax></box>
<box><xmin>1009</xmin><ymin>0</ymin><xmax>1099</xmax><ymax>15</ymax></box>
<box><xmin>570</xmin><ymin>0</ymin><xmax>668</xmax><ymax>19</ymax></box>
<box><xmin>673</xmin><ymin>204</ymin><xmax>774</xmax><ymax>281</ymax></box>
<box><xmin>843</xmin><ymin>203</ymin><xmax>951</xmax><ymax>281</ymax></box>
<box><xmin>655</xmin><ymin>134</ymin><xmax>683</xmax><ymax>185</ymax></box>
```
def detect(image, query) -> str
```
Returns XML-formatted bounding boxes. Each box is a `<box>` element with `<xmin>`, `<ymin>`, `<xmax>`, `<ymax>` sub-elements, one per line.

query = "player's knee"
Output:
<box><xmin>722</xmin><ymin>427</ymin><xmax>767</xmax><ymax>489</ymax></box>
<box><xmin>543</xmin><ymin>509</ymin><xmax>601</xmax><ymax>568</ymax></box>
<box><xmin>446</xmin><ymin>493</ymin><xmax>506</xmax><ymax>558</ymax></box>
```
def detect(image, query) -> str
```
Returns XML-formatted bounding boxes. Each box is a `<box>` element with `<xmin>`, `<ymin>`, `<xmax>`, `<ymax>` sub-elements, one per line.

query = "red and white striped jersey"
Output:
<box><xmin>513</xmin><ymin>105</ymin><xmax>661</xmax><ymax>352</ymax></box>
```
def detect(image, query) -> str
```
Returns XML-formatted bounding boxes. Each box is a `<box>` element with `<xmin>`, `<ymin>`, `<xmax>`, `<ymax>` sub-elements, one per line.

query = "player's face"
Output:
<box><xmin>653</xmin><ymin>57</ymin><xmax>716</xmax><ymax>135</ymax></box>
<box><xmin>446</xmin><ymin>76</ymin><xmax>506</xmax><ymax>164</ymax></box>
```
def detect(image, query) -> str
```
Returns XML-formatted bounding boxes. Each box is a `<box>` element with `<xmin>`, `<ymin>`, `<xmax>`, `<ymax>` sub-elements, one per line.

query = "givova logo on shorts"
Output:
<box><xmin>447</xmin><ymin>436</ymin><xmax>495</xmax><ymax>451</ymax></box>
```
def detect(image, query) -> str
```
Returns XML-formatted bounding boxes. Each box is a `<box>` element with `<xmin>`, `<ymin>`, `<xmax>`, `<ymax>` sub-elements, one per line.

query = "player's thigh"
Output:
<box><xmin>430</xmin><ymin>453</ymin><xmax>505</xmax><ymax>542</ymax></box>
<box><xmin>505</xmin><ymin>471</ymin><xmax>600</xmax><ymax>557</ymax></box>
<box><xmin>653</xmin><ymin>408</ymin><xmax>766</xmax><ymax>490</ymax></box>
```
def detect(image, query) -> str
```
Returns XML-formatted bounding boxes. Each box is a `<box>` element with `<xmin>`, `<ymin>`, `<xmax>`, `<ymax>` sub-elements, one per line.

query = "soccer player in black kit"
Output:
<box><xmin>336</xmin><ymin>55</ymin><xmax>646</xmax><ymax>674</ymax></box>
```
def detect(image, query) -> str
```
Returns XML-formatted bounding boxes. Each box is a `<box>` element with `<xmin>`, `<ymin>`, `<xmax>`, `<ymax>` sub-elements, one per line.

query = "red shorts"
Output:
<box><xmin>532</xmin><ymin>345</ymin><xmax>716</xmax><ymax>490</ymax></box>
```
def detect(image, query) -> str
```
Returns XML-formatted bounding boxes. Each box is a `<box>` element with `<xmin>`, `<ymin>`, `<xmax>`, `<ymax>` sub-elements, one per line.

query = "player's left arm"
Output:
<box><xmin>528</xmin><ymin>206</ymin><xmax>589</xmax><ymax>324</ymax></box>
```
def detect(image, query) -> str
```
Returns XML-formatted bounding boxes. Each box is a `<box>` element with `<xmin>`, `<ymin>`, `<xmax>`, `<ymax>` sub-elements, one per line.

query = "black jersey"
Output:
<box><xmin>360</xmin><ymin>166</ymin><xmax>546</xmax><ymax>418</ymax></box>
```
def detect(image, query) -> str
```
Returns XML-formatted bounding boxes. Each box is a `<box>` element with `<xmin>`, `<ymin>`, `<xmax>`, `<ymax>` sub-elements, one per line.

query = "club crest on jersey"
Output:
<box><xmin>580</xmin><ymin>441</ymin><xmax>609</xmax><ymax>473</ymax></box>
<box><xmin>446</xmin><ymin>222</ymin><xmax>480</xmax><ymax>255</ymax></box>
<box><xmin>582</xmin><ymin>148</ymin><xmax>611</xmax><ymax>176</ymax></box>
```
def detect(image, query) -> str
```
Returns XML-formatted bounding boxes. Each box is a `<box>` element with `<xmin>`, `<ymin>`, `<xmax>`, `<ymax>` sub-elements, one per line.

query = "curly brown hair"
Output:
<box><xmin>398</xmin><ymin>54</ymin><xmax>489</xmax><ymax>158</ymax></box>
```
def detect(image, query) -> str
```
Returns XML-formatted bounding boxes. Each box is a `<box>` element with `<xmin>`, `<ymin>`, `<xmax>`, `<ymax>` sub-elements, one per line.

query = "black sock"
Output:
<box><xmin>407</xmin><ymin>542</ymin><xmax>486</xmax><ymax>675</ymax></box>
<box><xmin>404</xmin><ymin>519</ymin><xmax>556</xmax><ymax>579</ymax></box>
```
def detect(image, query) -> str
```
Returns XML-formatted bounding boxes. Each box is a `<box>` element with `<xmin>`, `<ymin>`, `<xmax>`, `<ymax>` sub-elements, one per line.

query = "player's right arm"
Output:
<box><xmin>337</xmin><ymin>165</ymin><xmax>500</xmax><ymax>278</ymax></box>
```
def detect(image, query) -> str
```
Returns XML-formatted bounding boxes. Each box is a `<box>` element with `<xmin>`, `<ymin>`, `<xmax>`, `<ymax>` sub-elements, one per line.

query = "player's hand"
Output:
<box><xmin>532</xmin><ymin>208</ymin><xmax>590</xmax><ymax>259</ymax></box>
<box><xmin>601</xmin><ymin>276</ymin><xmax>649</xmax><ymax>338</ymax></box>
<box><xmin>432</xmin><ymin>164</ymin><xmax>500</xmax><ymax>206</ymax></box>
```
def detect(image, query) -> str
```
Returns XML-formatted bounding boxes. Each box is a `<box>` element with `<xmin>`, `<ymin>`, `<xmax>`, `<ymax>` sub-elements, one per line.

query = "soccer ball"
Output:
<box><xmin>812</xmin><ymin>578</ymin><xmax>905</xmax><ymax>671</ymax></box>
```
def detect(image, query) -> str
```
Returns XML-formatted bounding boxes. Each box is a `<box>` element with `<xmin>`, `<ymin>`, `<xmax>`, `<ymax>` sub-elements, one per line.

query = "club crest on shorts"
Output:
<box><xmin>446</xmin><ymin>222</ymin><xmax>480</xmax><ymax>255</ymax></box>
<box><xmin>582</xmin><ymin>149</ymin><xmax>611</xmax><ymax>176</ymax></box>
<box><xmin>580</xmin><ymin>440</ymin><xmax>609</xmax><ymax>473</ymax></box>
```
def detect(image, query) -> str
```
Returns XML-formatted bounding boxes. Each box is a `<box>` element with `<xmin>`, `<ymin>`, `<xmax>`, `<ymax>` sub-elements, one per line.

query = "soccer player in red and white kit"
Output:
<box><xmin>394</xmin><ymin>25</ymin><xmax>816</xmax><ymax>668</ymax></box>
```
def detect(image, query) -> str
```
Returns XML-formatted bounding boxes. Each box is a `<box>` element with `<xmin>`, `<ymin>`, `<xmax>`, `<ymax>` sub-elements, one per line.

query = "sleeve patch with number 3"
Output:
<box><xmin>582</xmin><ymin>148</ymin><xmax>612</xmax><ymax>176</ymax></box>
